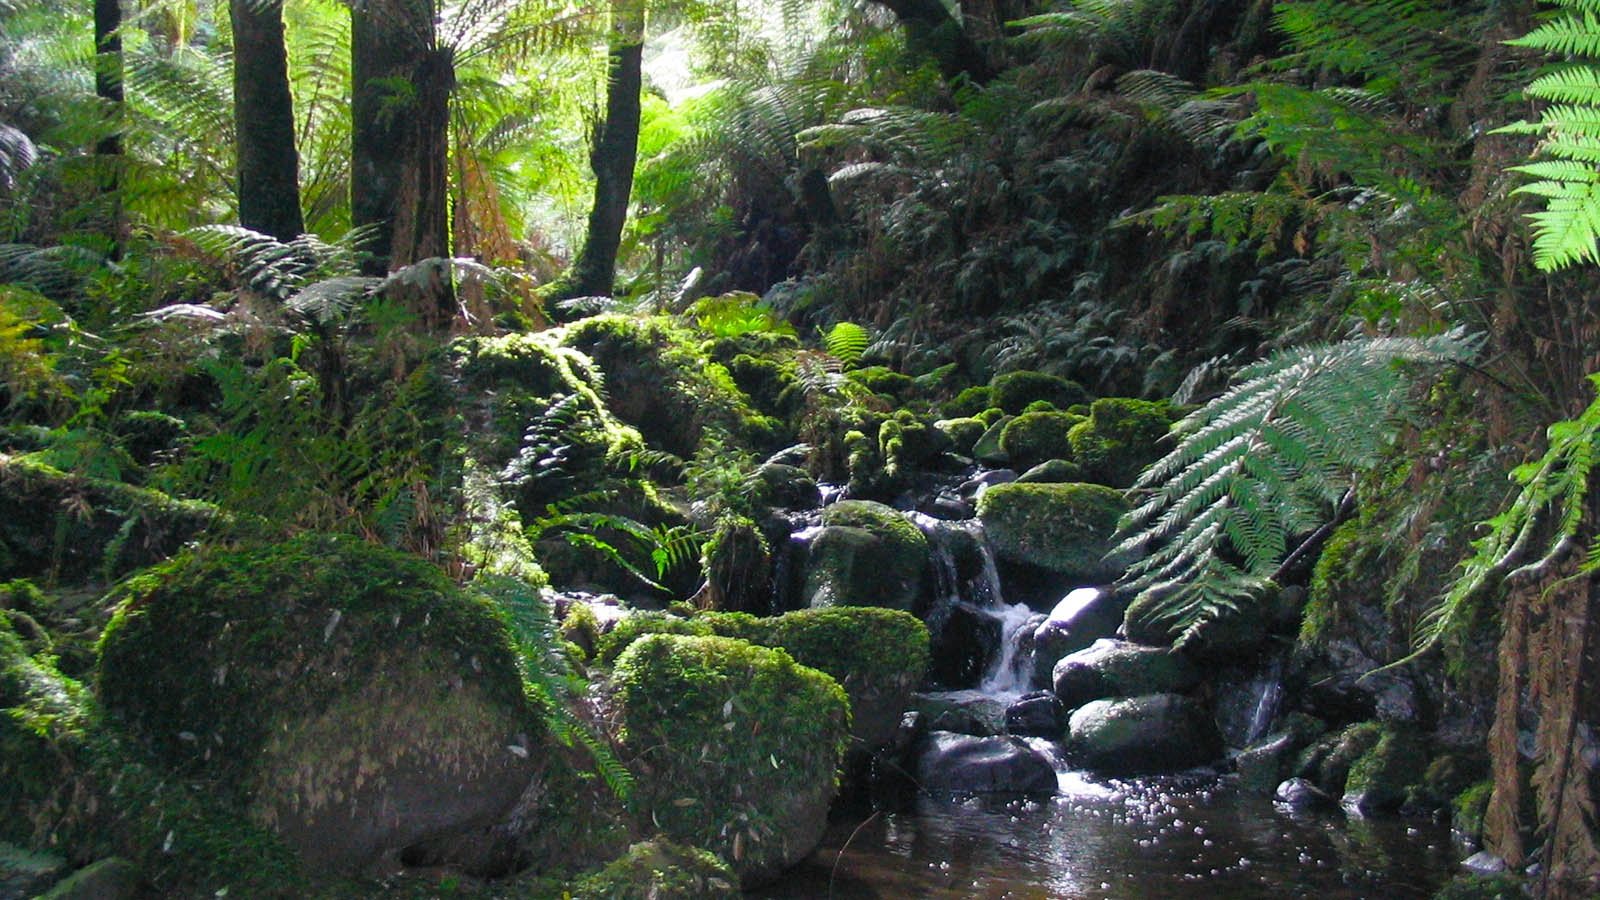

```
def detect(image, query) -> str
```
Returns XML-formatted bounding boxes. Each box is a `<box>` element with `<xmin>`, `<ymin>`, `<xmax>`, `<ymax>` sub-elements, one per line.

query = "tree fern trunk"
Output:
<box><xmin>232</xmin><ymin>0</ymin><xmax>305</xmax><ymax>241</ymax></box>
<box><xmin>548</xmin><ymin>0</ymin><xmax>643</xmax><ymax>302</ymax></box>
<box><xmin>874</xmin><ymin>0</ymin><xmax>995</xmax><ymax>86</ymax></box>
<box><xmin>92</xmin><ymin>0</ymin><xmax>123</xmax><ymax>259</ymax></box>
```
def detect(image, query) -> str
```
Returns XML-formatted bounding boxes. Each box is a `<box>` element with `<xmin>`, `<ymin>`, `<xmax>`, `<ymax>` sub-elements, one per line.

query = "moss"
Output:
<box><xmin>594</xmin><ymin>611</ymin><xmax>711</xmax><ymax>665</ymax></box>
<box><xmin>975</xmin><ymin>482</ymin><xmax>1129</xmax><ymax>581</ymax></box>
<box><xmin>1430</xmin><ymin>873</ymin><xmax>1526</xmax><ymax>900</ymax></box>
<box><xmin>1342</xmin><ymin>724</ymin><xmax>1426</xmax><ymax>811</ymax></box>
<box><xmin>1066</xmin><ymin>397</ymin><xmax>1174</xmax><ymax>487</ymax></box>
<box><xmin>943</xmin><ymin>385</ymin><xmax>992</xmax><ymax>418</ymax></box>
<box><xmin>694</xmin><ymin>611</ymin><xmax>769</xmax><ymax>643</ymax></box>
<box><xmin>568</xmin><ymin>838</ymin><xmax>738</xmax><ymax>900</ymax></box>
<box><xmin>974</xmin><ymin>406</ymin><xmax>1007</xmax><ymax>427</ymax></box>
<box><xmin>1022</xmin><ymin>400</ymin><xmax>1058</xmax><ymax>413</ymax></box>
<box><xmin>725</xmin><ymin>354</ymin><xmax>797</xmax><ymax>418</ymax></box>
<box><xmin>934</xmin><ymin>417</ymin><xmax>986</xmax><ymax>455</ymax></box>
<box><xmin>1452</xmin><ymin>778</ymin><xmax>1493</xmax><ymax>843</ymax></box>
<box><xmin>97</xmin><ymin>534</ymin><xmax>534</xmax><ymax>783</ymax></box>
<box><xmin>848</xmin><ymin>366</ymin><xmax>915</xmax><ymax>398</ymax></box>
<box><xmin>111</xmin><ymin>410</ymin><xmax>187</xmax><ymax>466</ymax></box>
<box><xmin>562</xmin><ymin>315</ymin><xmax>765</xmax><ymax>458</ymax></box>
<box><xmin>449</xmin><ymin>331</ymin><xmax>609</xmax><ymax>464</ymax></box>
<box><xmin>998</xmin><ymin>411</ymin><xmax>1085</xmax><ymax>471</ymax></box>
<box><xmin>805</xmin><ymin>501</ymin><xmax>929</xmax><ymax>611</ymax></box>
<box><xmin>1017</xmin><ymin>459</ymin><xmax>1084</xmax><ymax>483</ymax></box>
<box><xmin>561</xmin><ymin>602</ymin><xmax>602</xmax><ymax>661</ymax></box>
<box><xmin>990</xmin><ymin>371</ymin><xmax>1089</xmax><ymax>415</ymax></box>
<box><xmin>0</xmin><ymin>456</ymin><xmax>219</xmax><ymax>584</ymax></box>
<box><xmin>701</xmin><ymin>515</ymin><xmax>772</xmax><ymax>614</ymax></box>
<box><xmin>1295</xmin><ymin>721</ymin><xmax>1384</xmax><ymax>796</ymax></box>
<box><xmin>877</xmin><ymin>410</ymin><xmax>951</xmax><ymax>478</ymax></box>
<box><xmin>612</xmin><ymin>634</ymin><xmax>849</xmax><ymax>887</ymax></box>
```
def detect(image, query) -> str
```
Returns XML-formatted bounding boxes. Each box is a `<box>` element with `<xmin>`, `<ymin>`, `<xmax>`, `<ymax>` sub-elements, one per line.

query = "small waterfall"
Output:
<box><xmin>769</xmin><ymin>516</ymin><xmax>823</xmax><ymax>614</ymax></box>
<box><xmin>1243</xmin><ymin>655</ymin><xmax>1286</xmax><ymax>744</ymax></box>
<box><xmin>977</xmin><ymin>600</ymin><xmax>1038</xmax><ymax>695</ymax></box>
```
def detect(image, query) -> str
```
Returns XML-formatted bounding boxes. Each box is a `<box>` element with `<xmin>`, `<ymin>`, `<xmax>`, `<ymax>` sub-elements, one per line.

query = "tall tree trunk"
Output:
<box><xmin>350</xmin><ymin>0</ymin><xmax>454</xmax><ymax>326</ymax></box>
<box><xmin>548</xmin><ymin>0</ymin><xmax>643</xmax><ymax>302</ymax></box>
<box><xmin>873</xmin><ymin>0</ymin><xmax>994</xmax><ymax>87</ymax></box>
<box><xmin>93</xmin><ymin>0</ymin><xmax>124</xmax><ymax>258</ymax></box>
<box><xmin>232</xmin><ymin>0</ymin><xmax>305</xmax><ymax>241</ymax></box>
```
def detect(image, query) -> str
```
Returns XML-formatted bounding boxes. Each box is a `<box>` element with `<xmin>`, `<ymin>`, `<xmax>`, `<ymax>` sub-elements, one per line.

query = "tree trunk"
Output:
<box><xmin>93</xmin><ymin>0</ymin><xmax>124</xmax><ymax>257</ymax></box>
<box><xmin>350</xmin><ymin>0</ymin><xmax>454</xmax><ymax>326</ymax></box>
<box><xmin>548</xmin><ymin>0</ymin><xmax>644</xmax><ymax>302</ymax></box>
<box><xmin>873</xmin><ymin>0</ymin><xmax>995</xmax><ymax>86</ymax></box>
<box><xmin>231</xmin><ymin>0</ymin><xmax>304</xmax><ymax>241</ymax></box>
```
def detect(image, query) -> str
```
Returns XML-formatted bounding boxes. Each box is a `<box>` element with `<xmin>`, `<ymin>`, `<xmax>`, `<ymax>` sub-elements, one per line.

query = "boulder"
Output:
<box><xmin>972</xmin><ymin>416</ymin><xmax>1015</xmax><ymax>467</ymax></box>
<box><xmin>1016</xmin><ymin>459</ymin><xmax>1084</xmax><ymax>484</ymax></box>
<box><xmin>749</xmin><ymin>463</ymin><xmax>821</xmax><ymax>510</ymax></box>
<box><xmin>97</xmin><ymin>535</ymin><xmax>542</xmax><ymax>874</ymax></box>
<box><xmin>1274</xmin><ymin>777</ymin><xmax>1336</xmax><ymax>810</ymax></box>
<box><xmin>1066</xmin><ymin>398</ymin><xmax>1175</xmax><ymax>488</ymax></box>
<box><xmin>1005</xmin><ymin>692</ymin><xmax>1068</xmax><ymax>738</ymax></box>
<box><xmin>613</xmin><ymin>635</ymin><xmax>849</xmax><ymax>888</ymax></box>
<box><xmin>934</xmin><ymin>417</ymin><xmax>988</xmax><ymax>456</ymax></box>
<box><xmin>1067</xmin><ymin>694</ymin><xmax>1223</xmax><ymax>775</ymax></box>
<box><xmin>1341</xmin><ymin>725</ymin><xmax>1426</xmax><ymax>816</ymax></box>
<box><xmin>802</xmin><ymin>501</ymin><xmax>928</xmax><ymax>611</ymax></box>
<box><xmin>915</xmin><ymin>732</ymin><xmax>1057</xmax><ymax>795</ymax></box>
<box><xmin>998</xmin><ymin>412</ymin><xmax>1085</xmax><ymax>472</ymax></box>
<box><xmin>1121</xmin><ymin>577</ymin><xmax>1274</xmax><ymax>659</ymax></box>
<box><xmin>989</xmin><ymin>371</ymin><xmax>1089</xmax><ymax>414</ymax></box>
<box><xmin>976</xmin><ymin>482</ymin><xmax>1130</xmax><ymax>585</ymax></box>
<box><xmin>913</xmin><ymin>691</ymin><xmax>1010</xmax><ymax>737</ymax></box>
<box><xmin>1051</xmin><ymin>639</ymin><xmax>1199</xmax><ymax>710</ymax></box>
<box><xmin>36</xmin><ymin>858</ymin><xmax>140</xmax><ymax>900</ymax></box>
<box><xmin>1031</xmin><ymin>588</ymin><xmax>1125</xmax><ymax>685</ymax></box>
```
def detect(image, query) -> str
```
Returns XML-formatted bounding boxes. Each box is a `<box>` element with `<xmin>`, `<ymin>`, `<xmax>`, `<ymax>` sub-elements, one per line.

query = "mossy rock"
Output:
<box><xmin>701</xmin><ymin>515</ymin><xmax>772</xmax><ymax>615</ymax></box>
<box><xmin>1452</xmin><ymin>779</ymin><xmax>1493</xmax><ymax>846</ymax></box>
<box><xmin>747</xmin><ymin>462</ymin><xmax>820</xmax><ymax>510</ymax></box>
<box><xmin>848</xmin><ymin>366</ymin><xmax>915</xmax><ymax>398</ymax></box>
<box><xmin>0</xmin><ymin>457</ymin><xmax>218</xmax><ymax>584</ymax></box>
<box><xmin>593</xmin><ymin>610</ymin><xmax>711</xmax><ymax>665</ymax></box>
<box><xmin>976</xmin><ymin>482</ymin><xmax>1130</xmax><ymax>583</ymax></box>
<box><xmin>448</xmin><ymin>331</ymin><xmax>608</xmax><ymax>463</ymax></box>
<box><xmin>750</xmin><ymin>607</ymin><xmax>929</xmax><ymax>751</ymax></box>
<box><xmin>974</xmin><ymin>407</ymin><xmax>1008</xmax><ymax>427</ymax></box>
<box><xmin>562</xmin><ymin>314</ymin><xmax>765</xmax><ymax>458</ymax></box>
<box><xmin>96</xmin><ymin>535</ymin><xmax>542</xmax><ymax>873</ymax></box>
<box><xmin>971</xmin><ymin>415</ymin><xmax>1015</xmax><ymax>466</ymax></box>
<box><xmin>1295</xmin><ymin>721</ymin><xmax>1384</xmax><ymax>797</ymax></box>
<box><xmin>1066</xmin><ymin>398</ymin><xmax>1175</xmax><ymax>487</ymax></box>
<box><xmin>1017</xmin><ymin>459</ymin><xmax>1084</xmax><ymax>483</ymax></box>
<box><xmin>613</xmin><ymin>634</ymin><xmax>849</xmax><ymax>887</ymax></box>
<box><xmin>998</xmin><ymin>411</ymin><xmax>1086</xmax><ymax>472</ymax></box>
<box><xmin>568</xmin><ymin>837</ymin><xmax>738</xmax><ymax>900</ymax></box>
<box><xmin>111</xmin><ymin>411</ymin><xmax>188</xmax><ymax>467</ymax></box>
<box><xmin>1342</xmin><ymin>724</ymin><xmax>1426</xmax><ymax>815</ymax></box>
<box><xmin>1121</xmin><ymin>578</ymin><xmax>1275</xmax><ymax>657</ymax></box>
<box><xmin>989</xmin><ymin>371</ymin><xmax>1089</xmax><ymax>415</ymax></box>
<box><xmin>2</xmin><ymin>619</ymin><xmax>304</xmax><ymax>898</ymax></box>
<box><xmin>803</xmin><ymin>501</ymin><xmax>929</xmax><ymax>611</ymax></box>
<box><xmin>878</xmin><ymin>410</ymin><xmax>951</xmax><ymax>477</ymax></box>
<box><xmin>725</xmin><ymin>354</ymin><xmax>797</xmax><ymax>417</ymax></box>
<box><xmin>934</xmin><ymin>417</ymin><xmax>987</xmax><ymax>456</ymax></box>
<box><xmin>943</xmin><ymin>385</ymin><xmax>992</xmax><ymax>418</ymax></box>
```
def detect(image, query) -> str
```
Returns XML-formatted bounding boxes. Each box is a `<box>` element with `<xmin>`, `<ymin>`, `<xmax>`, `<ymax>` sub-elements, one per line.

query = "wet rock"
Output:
<box><xmin>35</xmin><ymin>858</ymin><xmax>140</xmax><ymax>900</ymax></box>
<box><xmin>1274</xmin><ymin>777</ymin><xmax>1336</xmax><ymax>810</ymax></box>
<box><xmin>750</xmin><ymin>463</ymin><xmax>821</xmax><ymax>510</ymax></box>
<box><xmin>1016</xmin><ymin>459</ymin><xmax>1084</xmax><ymax>484</ymax></box>
<box><xmin>1460</xmin><ymin>851</ymin><xmax>1508</xmax><ymax>875</ymax></box>
<box><xmin>1005</xmin><ymin>692</ymin><xmax>1068</xmax><ymax>738</ymax></box>
<box><xmin>957</xmin><ymin>468</ymin><xmax>1017</xmax><ymax>502</ymax></box>
<box><xmin>1341</xmin><ymin>725</ymin><xmax>1426</xmax><ymax>816</ymax></box>
<box><xmin>1234</xmin><ymin>731</ymin><xmax>1301</xmax><ymax>794</ymax></box>
<box><xmin>1212</xmin><ymin>660</ymin><xmax>1287</xmax><ymax>748</ymax></box>
<box><xmin>927</xmin><ymin>603</ymin><xmax>998</xmax><ymax>689</ymax></box>
<box><xmin>0</xmin><ymin>843</ymin><xmax>68</xmax><ymax>899</ymax></box>
<box><xmin>1052</xmin><ymin>638</ymin><xmax>1199</xmax><ymax>710</ymax></box>
<box><xmin>1031</xmin><ymin>588</ymin><xmax>1125</xmax><ymax>685</ymax></box>
<box><xmin>1122</xmin><ymin>579</ymin><xmax>1273</xmax><ymax>660</ymax></box>
<box><xmin>1068</xmin><ymin>693</ymin><xmax>1223</xmax><ymax>775</ymax></box>
<box><xmin>915</xmin><ymin>731</ymin><xmax>1058</xmax><ymax>795</ymax></box>
<box><xmin>972</xmin><ymin>417</ymin><xmax>1015</xmax><ymax>467</ymax></box>
<box><xmin>914</xmin><ymin>691</ymin><xmax>1010</xmax><ymax>737</ymax></box>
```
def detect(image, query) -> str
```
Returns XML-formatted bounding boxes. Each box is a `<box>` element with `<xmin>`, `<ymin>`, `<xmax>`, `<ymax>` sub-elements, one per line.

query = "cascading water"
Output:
<box><xmin>975</xmin><ymin>600</ymin><xmax>1039</xmax><ymax>695</ymax></box>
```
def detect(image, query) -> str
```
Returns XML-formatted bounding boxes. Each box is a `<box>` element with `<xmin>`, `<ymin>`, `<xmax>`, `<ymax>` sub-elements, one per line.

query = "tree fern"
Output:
<box><xmin>1113</xmin><ymin>332</ymin><xmax>1479</xmax><ymax>648</ymax></box>
<box><xmin>1498</xmin><ymin>0</ymin><xmax>1600</xmax><ymax>270</ymax></box>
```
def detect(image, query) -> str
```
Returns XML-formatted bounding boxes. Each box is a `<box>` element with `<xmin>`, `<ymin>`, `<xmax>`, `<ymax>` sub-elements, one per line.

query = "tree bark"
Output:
<box><xmin>350</xmin><ymin>0</ymin><xmax>455</xmax><ymax>325</ymax></box>
<box><xmin>93</xmin><ymin>0</ymin><xmax>124</xmax><ymax>257</ymax></box>
<box><xmin>873</xmin><ymin>0</ymin><xmax>994</xmax><ymax>86</ymax></box>
<box><xmin>548</xmin><ymin>0</ymin><xmax>644</xmax><ymax>302</ymax></box>
<box><xmin>232</xmin><ymin>0</ymin><xmax>305</xmax><ymax>241</ymax></box>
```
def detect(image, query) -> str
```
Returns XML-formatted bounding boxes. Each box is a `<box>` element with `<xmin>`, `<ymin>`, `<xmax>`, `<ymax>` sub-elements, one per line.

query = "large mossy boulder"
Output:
<box><xmin>1051</xmin><ymin>638</ymin><xmax>1200</xmax><ymax>710</ymax></box>
<box><xmin>803</xmin><ymin>500</ymin><xmax>928</xmax><ymax>611</ymax></box>
<box><xmin>989</xmin><ymin>371</ymin><xmax>1089</xmax><ymax>415</ymax></box>
<box><xmin>976</xmin><ymin>482</ymin><xmax>1130</xmax><ymax>584</ymax></box>
<box><xmin>998</xmin><ymin>411</ymin><xmax>1086</xmax><ymax>472</ymax></box>
<box><xmin>0</xmin><ymin>457</ymin><xmax>217</xmax><ymax>583</ymax></box>
<box><xmin>613</xmin><ymin>634</ymin><xmax>850</xmax><ymax>888</ymax></box>
<box><xmin>1066</xmin><ymin>398</ymin><xmax>1174</xmax><ymax>488</ymax></box>
<box><xmin>1067</xmin><ymin>693</ymin><xmax>1223</xmax><ymax>775</ymax></box>
<box><xmin>96</xmin><ymin>535</ymin><xmax>542</xmax><ymax>874</ymax></box>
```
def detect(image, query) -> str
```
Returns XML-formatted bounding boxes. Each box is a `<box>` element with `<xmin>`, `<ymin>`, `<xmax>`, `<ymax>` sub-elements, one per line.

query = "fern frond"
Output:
<box><xmin>1508</xmin><ymin>10</ymin><xmax>1600</xmax><ymax>57</ymax></box>
<box><xmin>1116</xmin><ymin>333</ymin><xmax>1479</xmax><ymax>631</ymax></box>
<box><xmin>1527</xmin><ymin>65</ymin><xmax>1600</xmax><ymax>106</ymax></box>
<box><xmin>822</xmin><ymin>320</ymin><xmax>870</xmax><ymax>366</ymax></box>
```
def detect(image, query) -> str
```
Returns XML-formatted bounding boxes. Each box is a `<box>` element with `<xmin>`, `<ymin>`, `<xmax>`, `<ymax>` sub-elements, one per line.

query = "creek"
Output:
<box><xmin>756</xmin><ymin>488</ymin><xmax>1462</xmax><ymax>899</ymax></box>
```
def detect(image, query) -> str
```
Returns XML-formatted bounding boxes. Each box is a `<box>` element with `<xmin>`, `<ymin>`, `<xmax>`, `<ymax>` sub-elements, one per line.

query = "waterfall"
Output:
<box><xmin>977</xmin><ymin>600</ymin><xmax>1038</xmax><ymax>695</ymax></box>
<box><xmin>909</xmin><ymin>512</ymin><xmax>1037</xmax><ymax>693</ymax></box>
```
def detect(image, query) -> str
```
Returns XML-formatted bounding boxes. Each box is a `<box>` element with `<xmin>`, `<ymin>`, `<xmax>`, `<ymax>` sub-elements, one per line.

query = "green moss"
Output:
<box><xmin>848</xmin><ymin>366</ymin><xmax>915</xmax><ymax>398</ymax></box>
<box><xmin>1022</xmin><ymin>400</ymin><xmax>1058</xmax><ymax>413</ymax></box>
<box><xmin>1066</xmin><ymin>398</ymin><xmax>1174</xmax><ymax>487</ymax></box>
<box><xmin>97</xmin><ymin>534</ymin><xmax>534</xmax><ymax>783</ymax></box>
<box><xmin>976</xmin><ymin>482</ymin><xmax>1129</xmax><ymax>581</ymax></box>
<box><xmin>1343</xmin><ymin>724</ymin><xmax>1426</xmax><ymax>810</ymax></box>
<box><xmin>934</xmin><ymin>417</ymin><xmax>986</xmax><ymax>455</ymax></box>
<box><xmin>975</xmin><ymin>406</ymin><xmax>1007</xmax><ymax>427</ymax></box>
<box><xmin>449</xmin><ymin>332</ymin><xmax>608</xmax><ymax>463</ymax></box>
<box><xmin>569</xmin><ymin>838</ymin><xmax>738</xmax><ymax>900</ymax></box>
<box><xmin>1295</xmin><ymin>721</ymin><xmax>1384</xmax><ymax>796</ymax></box>
<box><xmin>989</xmin><ymin>371</ymin><xmax>1089</xmax><ymax>415</ymax></box>
<box><xmin>943</xmin><ymin>385</ymin><xmax>992</xmax><ymax>418</ymax></box>
<box><xmin>725</xmin><ymin>354</ymin><xmax>797</xmax><ymax>417</ymax></box>
<box><xmin>998</xmin><ymin>411</ymin><xmax>1085</xmax><ymax>471</ymax></box>
<box><xmin>0</xmin><ymin>457</ymin><xmax>219</xmax><ymax>584</ymax></box>
<box><xmin>805</xmin><ymin>501</ymin><xmax>929</xmax><ymax>611</ymax></box>
<box><xmin>612</xmin><ymin>634</ymin><xmax>849</xmax><ymax>887</ymax></box>
<box><xmin>878</xmin><ymin>410</ymin><xmax>951</xmax><ymax>478</ymax></box>
<box><xmin>701</xmin><ymin>515</ymin><xmax>772</xmax><ymax>614</ymax></box>
<box><xmin>561</xmin><ymin>602</ymin><xmax>602</xmax><ymax>661</ymax></box>
<box><xmin>1452</xmin><ymin>778</ymin><xmax>1493</xmax><ymax>843</ymax></box>
<box><xmin>594</xmin><ymin>611</ymin><xmax>711</xmax><ymax>665</ymax></box>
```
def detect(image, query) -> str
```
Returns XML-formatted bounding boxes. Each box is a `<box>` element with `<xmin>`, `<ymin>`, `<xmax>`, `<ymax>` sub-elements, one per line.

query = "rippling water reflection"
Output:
<box><xmin>756</xmin><ymin>772</ymin><xmax>1457</xmax><ymax>899</ymax></box>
